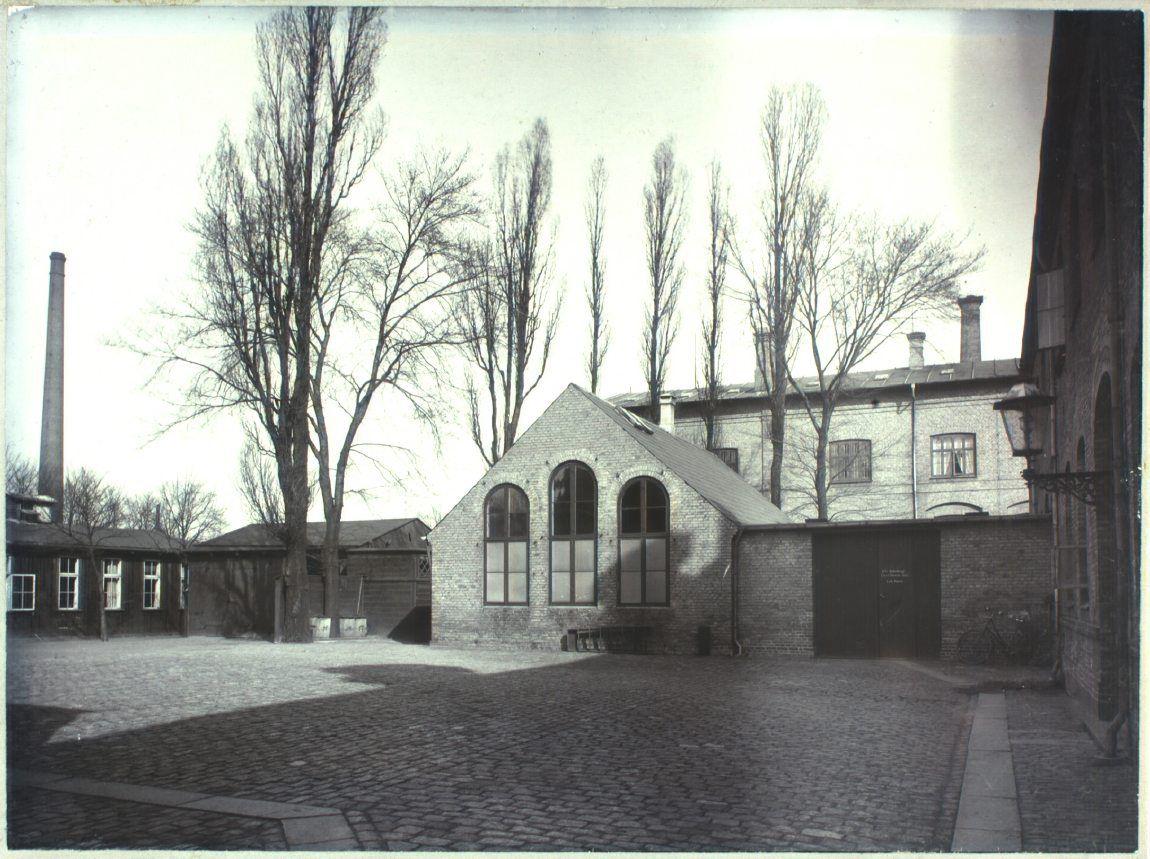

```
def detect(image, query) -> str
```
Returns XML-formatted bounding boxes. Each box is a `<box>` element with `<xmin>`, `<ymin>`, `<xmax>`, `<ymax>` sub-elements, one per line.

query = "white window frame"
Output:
<box><xmin>179</xmin><ymin>563</ymin><xmax>188</xmax><ymax>610</ymax></box>
<box><xmin>142</xmin><ymin>560</ymin><xmax>162</xmax><ymax>610</ymax></box>
<box><xmin>102</xmin><ymin>558</ymin><xmax>123</xmax><ymax>611</ymax></box>
<box><xmin>58</xmin><ymin>557</ymin><xmax>81</xmax><ymax>611</ymax></box>
<box><xmin>7</xmin><ymin>556</ymin><xmax>35</xmax><ymax>612</ymax></box>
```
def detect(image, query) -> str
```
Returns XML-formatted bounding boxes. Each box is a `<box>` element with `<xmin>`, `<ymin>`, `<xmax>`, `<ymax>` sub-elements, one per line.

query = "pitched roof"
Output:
<box><xmin>572</xmin><ymin>386</ymin><xmax>791</xmax><ymax>527</ymax></box>
<box><xmin>197</xmin><ymin>518</ymin><xmax>427</xmax><ymax>551</ymax></box>
<box><xmin>608</xmin><ymin>358</ymin><xmax>1022</xmax><ymax>409</ymax></box>
<box><xmin>6</xmin><ymin>522</ymin><xmax>183</xmax><ymax>553</ymax></box>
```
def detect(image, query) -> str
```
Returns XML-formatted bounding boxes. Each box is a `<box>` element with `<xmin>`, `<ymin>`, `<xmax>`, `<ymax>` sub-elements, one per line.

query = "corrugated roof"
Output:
<box><xmin>198</xmin><ymin>518</ymin><xmax>426</xmax><ymax>551</ymax></box>
<box><xmin>608</xmin><ymin>358</ymin><xmax>1022</xmax><ymax>409</ymax></box>
<box><xmin>573</xmin><ymin>386</ymin><xmax>791</xmax><ymax>527</ymax></box>
<box><xmin>7</xmin><ymin>522</ymin><xmax>183</xmax><ymax>553</ymax></box>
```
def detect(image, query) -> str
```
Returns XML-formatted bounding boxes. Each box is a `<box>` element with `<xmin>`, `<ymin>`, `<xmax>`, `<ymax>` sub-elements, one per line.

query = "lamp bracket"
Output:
<box><xmin>1022</xmin><ymin>469</ymin><xmax>1109</xmax><ymax>506</ymax></box>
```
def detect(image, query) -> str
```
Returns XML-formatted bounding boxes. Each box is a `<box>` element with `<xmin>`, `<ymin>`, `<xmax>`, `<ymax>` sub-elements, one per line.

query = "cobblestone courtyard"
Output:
<box><xmin>6</xmin><ymin>637</ymin><xmax>1138</xmax><ymax>851</ymax></box>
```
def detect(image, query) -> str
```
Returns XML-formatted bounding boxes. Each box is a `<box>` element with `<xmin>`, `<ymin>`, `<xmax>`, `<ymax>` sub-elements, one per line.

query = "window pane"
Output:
<box><xmin>508</xmin><ymin>488</ymin><xmax>528</xmax><ymax>538</ymax></box>
<box><xmin>621</xmin><ymin>508</ymin><xmax>642</xmax><ymax>534</ymax></box>
<box><xmin>507</xmin><ymin>541</ymin><xmax>527</xmax><ymax>574</ymax></box>
<box><xmin>646</xmin><ymin>504</ymin><xmax>667</xmax><ymax>534</ymax></box>
<box><xmin>486</xmin><ymin>573</ymin><xmax>505</xmax><ymax>603</ymax></box>
<box><xmin>645</xmin><ymin>480</ymin><xmax>668</xmax><ymax>508</ymax></box>
<box><xmin>573</xmin><ymin>539</ymin><xmax>595</xmax><ymax>573</ymax></box>
<box><xmin>646</xmin><ymin>538</ymin><xmax>667</xmax><ymax>572</ymax></box>
<box><xmin>486</xmin><ymin>489</ymin><xmax>508</xmax><ymax>539</ymax></box>
<box><xmin>553</xmin><ymin>502</ymin><xmax>572</xmax><ymax>536</ymax></box>
<box><xmin>574</xmin><ymin>502</ymin><xmax>595</xmax><ymax>535</ymax></box>
<box><xmin>574</xmin><ymin>571</ymin><xmax>595</xmax><ymax>603</ymax></box>
<box><xmin>551</xmin><ymin>573</ymin><xmax>570</xmax><ymax>602</ymax></box>
<box><xmin>645</xmin><ymin>568</ymin><xmax>667</xmax><ymax>604</ymax></box>
<box><xmin>620</xmin><ymin>570</ymin><xmax>642</xmax><ymax>604</ymax></box>
<box><xmin>575</xmin><ymin>465</ymin><xmax>595</xmax><ymax>502</ymax></box>
<box><xmin>551</xmin><ymin>541</ymin><xmax>571</xmax><ymax>572</ymax></box>
<box><xmin>508</xmin><ymin>511</ymin><xmax>528</xmax><ymax>539</ymax></box>
<box><xmin>486</xmin><ymin>542</ymin><xmax>505</xmax><ymax>573</ymax></box>
<box><xmin>552</xmin><ymin>467</ymin><xmax>571</xmax><ymax>502</ymax></box>
<box><xmin>622</xmin><ymin>481</ymin><xmax>641</xmax><ymax>508</ymax></box>
<box><xmin>507</xmin><ymin>572</ymin><xmax>527</xmax><ymax>603</ymax></box>
<box><xmin>620</xmin><ymin>539</ymin><xmax>643</xmax><ymax>572</ymax></box>
<box><xmin>509</xmin><ymin>487</ymin><xmax>528</xmax><ymax>514</ymax></box>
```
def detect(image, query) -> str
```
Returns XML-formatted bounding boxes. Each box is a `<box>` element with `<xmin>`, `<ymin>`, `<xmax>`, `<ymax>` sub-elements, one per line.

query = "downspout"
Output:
<box><xmin>910</xmin><ymin>383</ymin><xmax>919</xmax><ymax>519</ymax></box>
<box><xmin>730</xmin><ymin>526</ymin><xmax>744</xmax><ymax>656</ymax></box>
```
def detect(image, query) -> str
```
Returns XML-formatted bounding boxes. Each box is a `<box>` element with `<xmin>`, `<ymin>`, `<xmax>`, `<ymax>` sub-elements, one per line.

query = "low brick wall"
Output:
<box><xmin>734</xmin><ymin>515</ymin><xmax>1051</xmax><ymax>659</ymax></box>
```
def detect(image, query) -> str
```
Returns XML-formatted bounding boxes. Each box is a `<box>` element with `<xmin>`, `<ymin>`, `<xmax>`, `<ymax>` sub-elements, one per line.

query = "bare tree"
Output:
<box><xmin>5</xmin><ymin>445</ymin><xmax>38</xmax><ymax>496</ymax></box>
<box><xmin>457</xmin><ymin>119</ymin><xmax>561</xmax><ymax>466</ymax></box>
<box><xmin>150</xmin><ymin>9</ymin><xmax>387</xmax><ymax>641</ymax></box>
<box><xmin>585</xmin><ymin>156</ymin><xmax>610</xmax><ymax>394</ymax></box>
<box><xmin>700</xmin><ymin>160</ymin><xmax>730</xmax><ymax>450</ymax></box>
<box><xmin>238</xmin><ymin>433</ymin><xmax>287</xmax><ymax>534</ymax></box>
<box><xmin>643</xmin><ymin>138</ymin><xmax>687</xmax><ymax>421</ymax></box>
<box><xmin>789</xmin><ymin>196</ymin><xmax>984</xmax><ymax>519</ymax></box>
<box><xmin>125</xmin><ymin>493</ymin><xmax>163</xmax><ymax>530</ymax></box>
<box><xmin>732</xmin><ymin>84</ymin><xmax>826</xmax><ymax>506</ymax></box>
<box><xmin>157</xmin><ymin>479</ymin><xmax>227</xmax><ymax>551</ymax></box>
<box><xmin>309</xmin><ymin>148</ymin><xmax>478</xmax><ymax>634</ymax></box>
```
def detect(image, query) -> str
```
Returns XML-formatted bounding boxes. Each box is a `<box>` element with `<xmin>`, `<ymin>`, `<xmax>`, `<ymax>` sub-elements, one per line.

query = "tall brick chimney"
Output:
<box><xmin>753</xmin><ymin>331</ymin><xmax>768</xmax><ymax>389</ymax></box>
<box><xmin>658</xmin><ymin>393</ymin><xmax>675</xmax><ymax>430</ymax></box>
<box><xmin>38</xmin><ymin>252</ymin><xmax>66</xmax><ymax>521</ymax></box>
<box><xmin>906</xmin><ymin>331</ymin><xmax>926</xmax><ymax>369</ymax></box>
<box><xmin>957</xmin><ymin>295</ymin><xmax>983</xmax><ymax>364</ymax></box>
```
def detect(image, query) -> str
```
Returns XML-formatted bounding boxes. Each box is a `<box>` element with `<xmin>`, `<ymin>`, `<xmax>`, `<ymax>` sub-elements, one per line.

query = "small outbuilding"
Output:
<box><xmin>429</xmin><ymin>384</ymin><xmax>791</xmax><ymax>654</ymax></box>
<box><xmin>188</xmin><ymin>518</ymin><xmax>430</xmax><ymax>640</ymax></box>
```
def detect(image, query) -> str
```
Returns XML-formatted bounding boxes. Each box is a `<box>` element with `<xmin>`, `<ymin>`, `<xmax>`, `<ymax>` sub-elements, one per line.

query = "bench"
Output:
<box><xmin>567</xmin><ymin>625</ymin><xmax>654</xmax><ymax>654</ymax></box>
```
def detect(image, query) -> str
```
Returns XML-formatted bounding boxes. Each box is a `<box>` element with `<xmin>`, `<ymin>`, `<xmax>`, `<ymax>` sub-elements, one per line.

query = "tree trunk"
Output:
<box><xmin>280</xmin><ymin>452</ymin><xmax>312</xmax><ymax>643</ymax></box>
<box><xmin>814</xmin><ymin>405</ymin><xmax>833</xmax><ymax>521</ymax></box>
<box><xmin>323</xmin><ymin>531</ymin><xmax>341</xmax><ymax>639</ymax></box>
<box><xmin>768</xmin><ymin>399</ymin><xmax>786</xmax><ymax>508</ymax></box>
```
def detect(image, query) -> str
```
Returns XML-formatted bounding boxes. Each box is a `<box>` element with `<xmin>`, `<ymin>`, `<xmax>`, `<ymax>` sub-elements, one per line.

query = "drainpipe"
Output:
<box><xmin>910</xmin><ymin>383</ymin><xmax>919</xmax><ymax>519</ymax></box>
<box><xmin>730</xmin><ymin>526</ymin><xmax>744</xmax><ymax>656</ymax></box>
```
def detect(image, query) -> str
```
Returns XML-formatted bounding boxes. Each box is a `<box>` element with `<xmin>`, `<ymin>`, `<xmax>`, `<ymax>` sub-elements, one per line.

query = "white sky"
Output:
<box><xmin>5</xmin><ymin>7</ymin><xmax>1053</xmax><ymax>529</ymax></box>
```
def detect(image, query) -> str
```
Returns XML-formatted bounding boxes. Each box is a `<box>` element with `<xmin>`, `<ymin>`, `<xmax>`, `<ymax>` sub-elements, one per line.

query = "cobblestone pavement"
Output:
<box><xmin>1007</xmin><ymin>688</ymin><xmax>1138</xmax><ymax>852</ymax></box>
<box><xmin>8</xmin><ymin>786</ymin><xmax>288</xmax><ymax>851</ymax></box>
<box><xmin>9</xmin><ymin>638</ymin><xmax>976</xmax><ymax>851</ymax></box>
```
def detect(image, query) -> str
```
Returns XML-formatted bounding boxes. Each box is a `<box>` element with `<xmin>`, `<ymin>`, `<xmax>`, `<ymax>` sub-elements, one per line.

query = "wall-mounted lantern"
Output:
<box><xmin>993</xmin><ymin>382</ymin><xmax>1053</xmax><ymax>458</ymax></box>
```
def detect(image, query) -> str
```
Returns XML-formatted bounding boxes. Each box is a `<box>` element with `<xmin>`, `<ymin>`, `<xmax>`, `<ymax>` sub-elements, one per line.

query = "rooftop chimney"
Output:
<box><xmin>753</xmin><ymin>331</ymin><xmax>768</xmax><ymax>389</ymax></box>
<box><xmin>658</xmin><ymin>393</ymin><xmax>675</xmax><ymax>430</ymax></box>
<box><xmin>38</xmin><ymin>252</ymin><xmax>66</xmax><ymax>522</ymax></box>
<box><xmin>957</xmin><ymin>295</ymin><xmax>983</xmax><ymax>363</ymax></box>
<box><xmin>906</xmin><ymin>331</ymin><xmax>926</xmax><ymax>369</ymax></box>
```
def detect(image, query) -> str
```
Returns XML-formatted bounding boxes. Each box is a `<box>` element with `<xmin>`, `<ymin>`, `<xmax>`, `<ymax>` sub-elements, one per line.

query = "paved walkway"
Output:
<box><xmin>5</xmin><ymin>637</ymin><xmax>1138</xmax><ymax>852</ymax></box>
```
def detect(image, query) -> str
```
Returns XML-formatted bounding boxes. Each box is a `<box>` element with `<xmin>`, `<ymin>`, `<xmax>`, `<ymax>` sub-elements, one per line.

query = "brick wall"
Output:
<box><xmin>736</xmin><ymin>530</ymin><xmax>813</xmax><ymax>656</ymax></box>
<box><xmin>731</xmin><ymin>516</ymin><xmax>1050</xmax><ymax>659</ymax></box>
<box><xmin>430</xmin><ymin>386</ymin><xmax>737</xmax><ymax>655</ymax></box>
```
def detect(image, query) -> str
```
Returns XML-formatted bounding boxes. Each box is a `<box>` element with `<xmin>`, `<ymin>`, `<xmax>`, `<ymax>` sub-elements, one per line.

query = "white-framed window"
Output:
<box><xmin>143</xmin><ymin>560</ymin><xmax>162</xmax><ymax>610</ymax></box>
<box><xmin>931</xmin><ymin>433</ymin><xmax>977</xmax><ymax>478</ymax></box>
<box><xmin>102</xmin><ymin>558</ymin><xmax>123</xmax><ymax>610</ymax></box>
<box><xmin>179</xmin><ymin>563</ymin><xmax>188</xmax><ymax>610</ymax></box>
<box><xmin>58</xmin><ymin>557</ymin><xmax>80</xmax><ymax>611</ymax></box>
<box><xmin>7</xmin><ymin>557</ymin><xmax>35</xmax><ymax>612</ymax></box>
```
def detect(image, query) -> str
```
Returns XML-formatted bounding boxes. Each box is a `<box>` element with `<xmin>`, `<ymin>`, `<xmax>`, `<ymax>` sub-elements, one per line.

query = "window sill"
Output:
<box><xmin>929</xmin><ymin>474</ymin><xmax>978</xmax><ymax>481</ymax></box>
<box><xmin>483</xmin><ymin>603</ymin><xmax>529</xmax><ymax>608</ymax></box>
<box><xmin>618</xmin><ymin>604</ymin><xmax>671</xmax><ymax>609</ymax></box>
<box><xmin>56</xmin><ymin>608</ymin><xmax>81</xmax><ymax>613</ymax></box>
<box><xmin>7</xmin><ymin>608</ymin><xmax>35</xmax><ymax>613</ymax></box>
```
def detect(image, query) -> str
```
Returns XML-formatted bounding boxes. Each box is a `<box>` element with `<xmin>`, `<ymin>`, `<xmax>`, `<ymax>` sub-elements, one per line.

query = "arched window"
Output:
<box><xmin>485</xmin><ymin>485</ymin><xmax>528</xmax><ymax>605</ymax></box>
<box><xmin>549</xmin><ymin>462</ymin><xmax>597</xmax><ymax>605</ymax></box>
<box><xmin>619</xmin><ymin>477</ymin><xmax>669</xmax><ymax>606</ymax></box>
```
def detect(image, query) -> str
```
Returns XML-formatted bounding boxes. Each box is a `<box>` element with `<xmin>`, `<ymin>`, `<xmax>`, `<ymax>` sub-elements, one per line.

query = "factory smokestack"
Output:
<box><xmin>38</xmin><ymin>251</ymin><xmax>66</xmax><ymax>522</ymax></box>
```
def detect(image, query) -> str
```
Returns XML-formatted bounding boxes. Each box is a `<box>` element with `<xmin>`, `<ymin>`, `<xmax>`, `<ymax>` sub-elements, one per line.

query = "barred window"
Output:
<box><xmin>550</xmin><ymin>462</ymin><xmax>597</xmax><ymax>605</ymax></box>
<box><xmin>931</xmin><ymin>433</ymin><xmax>977</xmax><ymax>478</ymax></box>
<box><xmin>143</xmin><ymin>560</ymin><xmax>162</xmax><ymax>610</ymax></box>
<box><xmin>485</xmin><ymin>484</ymin><xmax>529</xmax><ymax>605</ymax></box>
<box><xmin>712</xmin><ymin>447</ymin><xmax>740</xmax><ymax>473</ymax></box>
<box><xmin>619</xmin><ymin>477</ymin><xmax>669</xmax><ymax>606</ymax></box>
<box><xmin>829</xmin><ymin>439</ymin><xmax>872</xmax><ymax>484</ymax></box>
<box><xmin>58</xmin><ymin>557</ymin><xmax>80</xmax><ymax>611</ymax></box>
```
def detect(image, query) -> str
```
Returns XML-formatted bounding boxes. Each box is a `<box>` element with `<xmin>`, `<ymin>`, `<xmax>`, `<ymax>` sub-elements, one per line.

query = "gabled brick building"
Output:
<box><xmin>612</xmin><ymin>299</ymin><xmax>1029</xmax><ymax>521</ymax></box>
<box><xmin>429</xmin><ymin>384</ymin><xmax>791</xmax><ymax>654</ymax></box>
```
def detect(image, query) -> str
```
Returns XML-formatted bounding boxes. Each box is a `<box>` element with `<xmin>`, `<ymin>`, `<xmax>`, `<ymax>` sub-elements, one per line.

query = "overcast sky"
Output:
<box><xmin>6</xmin><ymin>7</ymin><xmax>1053</xmax><ymax>529</ymax></box>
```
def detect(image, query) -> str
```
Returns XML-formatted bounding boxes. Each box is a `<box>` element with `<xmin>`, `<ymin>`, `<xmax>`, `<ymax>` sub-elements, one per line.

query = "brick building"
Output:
<box><xmin>429</xmin><ymin>384</ymin><xmax>790</xmax><ymax>654</ymax></box>
<box><xmin>1007</xmin><ymin>11</ymin><xmax>1142</xmax><ymax>756</ymax></box>
<box><xmin>612</xmin><ymin>298</ymin><xmax>1030</xmax><ymax>521</ymax></box>
<box><xmin>188</xmin><ymin>519</ymin><xmax>431</xmax><ymax>640</ymax></box>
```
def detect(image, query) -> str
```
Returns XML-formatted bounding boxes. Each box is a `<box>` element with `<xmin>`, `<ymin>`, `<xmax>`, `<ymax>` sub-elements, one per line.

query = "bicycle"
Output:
<box><xmin>956</xmin><ymin>609</ymin><xmax>1046</xmax><ymax>666</ymax></box>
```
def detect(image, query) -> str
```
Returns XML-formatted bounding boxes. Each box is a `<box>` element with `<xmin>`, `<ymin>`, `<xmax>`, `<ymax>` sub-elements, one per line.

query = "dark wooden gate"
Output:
<box><xmin>813</xmin><ymin>529</ymin><xmax>940</xmax><ymax>658</ymax></box>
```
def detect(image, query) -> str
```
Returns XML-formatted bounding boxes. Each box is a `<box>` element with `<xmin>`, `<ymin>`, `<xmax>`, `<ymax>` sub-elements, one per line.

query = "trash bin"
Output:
<box><xmin>696</xmin><ymin>624</ymin><xmax>712</xmax><ymax>656</ymax></box>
